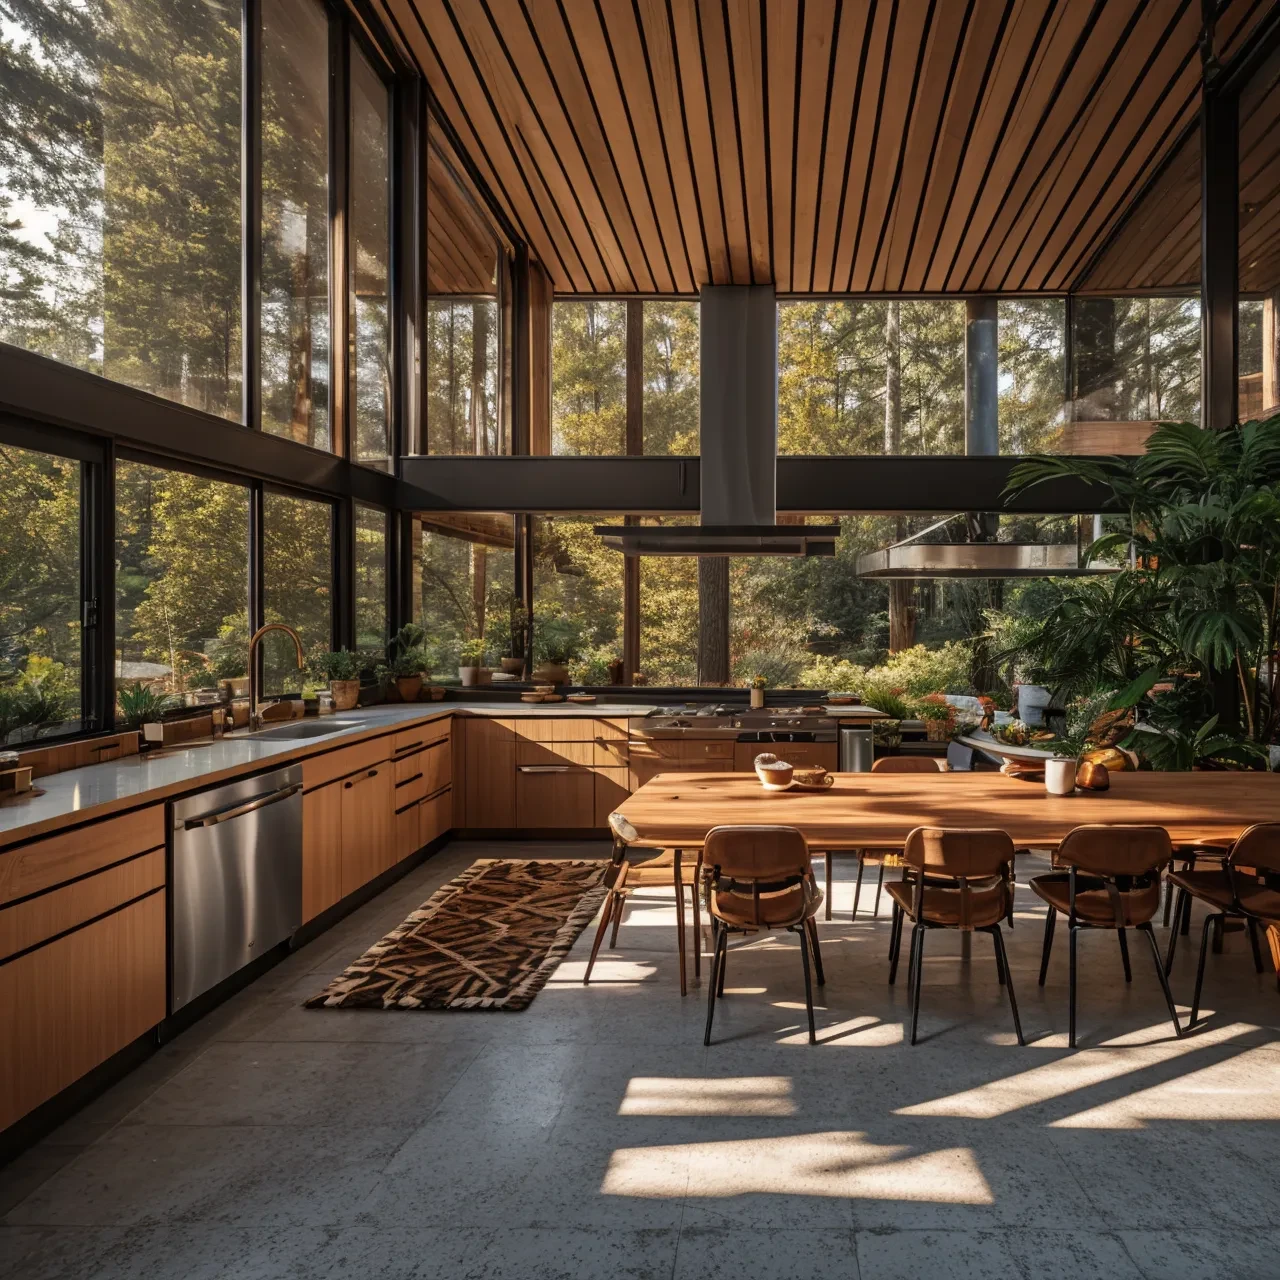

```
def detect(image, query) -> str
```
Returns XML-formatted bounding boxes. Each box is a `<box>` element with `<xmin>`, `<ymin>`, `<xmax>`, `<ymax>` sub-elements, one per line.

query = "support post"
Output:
<box><xmin>1201</xmin><ymin>79</ymin><xmax>1239</xmax><ymax>430</ymax></box>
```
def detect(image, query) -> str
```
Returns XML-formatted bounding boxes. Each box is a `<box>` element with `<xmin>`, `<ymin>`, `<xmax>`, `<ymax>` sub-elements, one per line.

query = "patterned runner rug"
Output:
<box><xmin>304</xmin><ymin>858</ymin><xmax>609</xmax><ymax>1011</ymax></box>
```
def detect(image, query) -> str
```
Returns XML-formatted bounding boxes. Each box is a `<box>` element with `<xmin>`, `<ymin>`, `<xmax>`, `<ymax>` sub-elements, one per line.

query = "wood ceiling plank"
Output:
<box><xmin>765</xmin><ymin>0</ymin><xmax>800</xmax><ymax>291</ymax></box>
<box><xmin>725</xmin><ymin>0</ymin><xmax>771</xmax><ymax>286</ymax></box>
<box><xmin>788</xmin><ymin>0</ymin><xmax>839</xmax><ymax>292</ymax></box>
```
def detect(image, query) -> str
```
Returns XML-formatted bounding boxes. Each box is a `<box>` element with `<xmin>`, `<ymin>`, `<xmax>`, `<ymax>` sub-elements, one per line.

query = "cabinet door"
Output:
<box><xmin>421</xmin><ymin>736</ymin><xmax>452</xmax><ymax>795</ymax></box>
<box><xmin>302</xmin><ymin>781</ymin><xmax>344</xmax><ymax>922</ymax></box>
<box><xmin>593</xmin><ymin>768</ymin><xmax>630</xmax><ymax>827</ymax></box>
<box><xmin>419</xmin><ymin>788</ymin><xmax>452</xmax><ymax>848</ymax></box>
<box><xmin>339</xmin><ymin>763</ymin><xmax>395</xmax><ymax>897</ymax></box>
<box><xmin>516</xmin><ymin>767</ymin><xmax>595</xmax><ymax>827</ymax></box>
<box><xmin>462</xmin><ymin>719</ymin><xmax>515</xmax><ymax>827</ymax></box>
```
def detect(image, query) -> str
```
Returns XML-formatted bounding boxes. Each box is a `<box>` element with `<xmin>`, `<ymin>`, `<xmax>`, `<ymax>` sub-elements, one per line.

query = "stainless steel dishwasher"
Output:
<box><xmin>838</xmin><ymin>722</ymin><xmax>874</xmax><ymax>772</ymax></box>
<box><xmin>170</xmin><ymin>764</ymin><xmax>303</xmax><ymax>1013</ymax></box>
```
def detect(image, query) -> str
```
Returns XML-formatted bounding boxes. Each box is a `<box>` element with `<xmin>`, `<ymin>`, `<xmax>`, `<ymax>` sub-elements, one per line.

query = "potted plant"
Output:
<box><xmin>914</xmin><ymin>692</ymin><xmax>954</xmax><ymax>742</ymax></box>
<box><xmin>531</xmin><ymin>617</ymin><xmax>580</xmax><ymax>686</ymax></box>
<box><xmin>382</xmin><ymin>624</ymin><xmax>427</xmax><ymax>702</ymax></box>
<box><xmin>748</xmin><ymin>674</ymin><xmax>767</xmax><ymax>710</ymax></box>
<box><xmin>315</xmin><ymin>650</ymin><xmax>361</xmax><ymax>711</ymax></box>
<box><xmin>116</xmin><ymin>682</ymin><xmax>173</xmax><ymax>736</ymax></box>
<box><xmin>458</xmin><ymin>637</ymin><xmax>486</xmax><ymax>687</ymax></box>
<box><xmin>872</xmin><ymin>718</ymin><xmax>903</xmax><ymax>751</ymax></box>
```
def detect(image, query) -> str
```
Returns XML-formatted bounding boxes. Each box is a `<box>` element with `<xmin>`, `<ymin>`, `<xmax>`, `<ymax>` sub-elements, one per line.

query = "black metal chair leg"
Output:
<box><xmin>992</xmin><ymin>926</ymin><xmax>1025</xmax><ymax>1045</ymax></box>
<box><xmin>873</xmin><ymin>864</ymin><xmax>884</xmax><ymax>919</ymax></box>
<box><xmin>909</xmin><ymin>925</ymin><xmax>925</xmax><ymax>1045</ymax></box>
<box><xmin>703</xmin><ymin>924</ymin><xmax>725</xmax><ymax>1045</ymax></box>
<box><xmin>994</xmin><ymin>927</ymin><xmax>1006</xmax><ymax>985</ymax></box>
<box><xmin>806</xmin><ymin>917</ymin><xmax>825</xmax><ymax>985</ymax></box>
<box><xmin>888</xmin><ymin>903</ymin><xmax>905</xmax><ymax>985</ymax></box>
<box><xmin>824</xmin><ymin>851</ymin><xmax>833</xmax><ymax>921</ymax></box>
<box><xmin>583</xmin><ymin>893</ymin><xmax>616</xmax><ymax>984</ymax></box>
<box><xmin>851</xmin><ymin>857</ymin><xmax>865</xmax><ymax>919</ymax></box>
<box><xmin>1139</xmin><ymin>922</ymin><xmax>1183</xmax><ymax>1039</ymax></box>
<box><xmin>1249</xmin><ymin>918</ymin><xmax>1265</xmax><ymax>974</ymax></box>
<box><xmin>1118</xmin><ymin>927</ymin><xmax>1132</xmax><ymax>982</ymax></box>
<box><xmin>1164</xmin><ymin>892</ymin><xmax>1185</xmax><ymax>974</ymax></box>
<box><xmin>1038</xmin><ymin>906</ymin><xmax>1056</xmax><ymax>986</ymax></box>
<box><xmin>1068</xmin><ymin>923</ymin><xmax>1079</xmax><ymax>1048</ymax></box>
<box><xmin>1191</xmin><ymin>913</ymin><xmax>1217</xmax><ymax>1027</ymax></box>
<box><xmin>797</xmin><ymin>925</ymin><xmax>816</xmax><ymax>1044</ymax></box>
<box><xmin>1179</xmin><ymin>885</ymin><xmax>1192</xmax><ymax>936</ymax></box>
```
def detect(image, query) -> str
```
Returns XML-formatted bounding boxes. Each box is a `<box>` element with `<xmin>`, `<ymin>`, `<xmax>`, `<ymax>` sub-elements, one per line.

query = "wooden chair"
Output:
<box><xmin>823</xmin><ymin>757</ymin><xmax>946</xmax><ymax>921</ymax></box>
<box><xmin>886</xmin><ymin>826</ymin><xmax>1024</xmax><ymax>1046</ymax></box>
<box><xmin>702</xmin><ymin>825</ymin><xmax>825</xmax><ymax>1045</ymax></box>
<box><xmin>1164</xmin><ymin>823</ymin><xmax>1280</xmax><ymax>1026</ymax></box>
<box><xmin>1030</xmin><ymin>825</ymin><xmax>1182</xmax><ymax>1047</ymax></box>
<box><xmin>583</xmin><ymin>814</ymin><xmax>701</xmax><ymax>995</ymax></box>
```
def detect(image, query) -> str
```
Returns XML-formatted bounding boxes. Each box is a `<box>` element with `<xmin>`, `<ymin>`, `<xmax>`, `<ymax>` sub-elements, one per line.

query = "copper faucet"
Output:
<box><xmin>248</xmin><ymin>623</ymin><xmax>305</xmax><ymax>730</ymax></box>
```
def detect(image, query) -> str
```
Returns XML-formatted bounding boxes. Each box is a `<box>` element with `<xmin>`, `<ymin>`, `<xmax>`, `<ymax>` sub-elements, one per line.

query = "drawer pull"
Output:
<box><xmin>518</xmin><ymin>765</ymin><xmax>582</xmax><ymax>774</ymax></box>
<box><xmin>396</xmin><ymin>771</ymin><xmax>423</xmax><ymax>789</ymax></box>
<box><xmin>343</xmin><ymin>768</ymin><xmax>379</xmax><ymax>789</ymax></box>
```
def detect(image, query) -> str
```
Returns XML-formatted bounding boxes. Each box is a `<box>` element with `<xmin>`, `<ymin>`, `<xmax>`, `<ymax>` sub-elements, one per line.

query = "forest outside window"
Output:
<box><xmin>262</xmin><ymin>490</ymin><xmax>333</xmax><ymax>693</ymax></box>
<box><xmin>354</xmin><ymin>502</ymin><xmax>389</xmax><ymax>657</ymax></box>
<box><xmin>0</xmin><ymin>0</ymin><xmax>242</xmax><ymax>418</ymax></box>
<box><xmin>1</xmin><ymin>444</ymin><xmax>84</xmax><ymax>743</ymax></box>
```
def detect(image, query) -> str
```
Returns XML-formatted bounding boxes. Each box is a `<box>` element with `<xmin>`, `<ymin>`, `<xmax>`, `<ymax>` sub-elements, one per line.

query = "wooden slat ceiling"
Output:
<box><xmin>375</xmin><ymin>0</ymin><xmax>1270</xmax><ymax>295</ymax></box>
<box><xmin>426</xmin><ymin>117</ymin><xmax>503</xmax><ymax>295</ymax></box>
<box><xmin>1240</xmin><ymin>40</ymin><xmax>1280</xmax><ymax>295</ymax></box>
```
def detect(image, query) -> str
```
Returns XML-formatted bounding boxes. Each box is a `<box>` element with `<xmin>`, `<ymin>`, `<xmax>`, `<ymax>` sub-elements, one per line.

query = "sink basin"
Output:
<box><xmin>248</xmin><ymin>719</ymin><xmax>362</xmax><ymax>741</ymax></box>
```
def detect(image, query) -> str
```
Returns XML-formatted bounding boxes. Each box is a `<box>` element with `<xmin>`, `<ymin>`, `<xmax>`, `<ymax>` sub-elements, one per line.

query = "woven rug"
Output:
<box><xmin>304</xmin><ymin>858</ymin><xmax>609</xmax><ymax>1011</ymax></box>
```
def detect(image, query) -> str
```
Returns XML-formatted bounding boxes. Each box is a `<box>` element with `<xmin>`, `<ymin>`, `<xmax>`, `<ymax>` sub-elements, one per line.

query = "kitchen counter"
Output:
<box><xmin>0</xmin><ymin>702</ymin><xmax>659</xmax><ymax>848</ymax></box>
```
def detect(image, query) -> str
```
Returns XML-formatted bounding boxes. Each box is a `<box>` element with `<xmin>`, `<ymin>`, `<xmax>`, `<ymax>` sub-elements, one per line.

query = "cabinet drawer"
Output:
<box><xmin>593</xmin><ymin>768</ymin><xmax>630</xmax><ymax>827</ymax></box>
<box><xmin>638</xmin><ymin>738</ymin><xmax>735</xmax><ymax>762</ymax></box>
<box><xmin>733</xmin><ymin>742</ymin><xmax>837</xmax><ymax>772</ymax></box>
<box><xmin>419</xmin><ymin>788</ymin><xmax>452</xmax><ymax>847</ymax></box>
<box><xmin>394</xmin><ymin>802</ymin><xmax>421</xmax><ymax>862</ymax></box>
<box><xmin>516</xmin><ymin>767</ymin><xmax>595</xmax><ymax>827</ymax></box>
<box><xmin>516</xmin><ymin>740</ymin><xmax>595</xmax><ymax>767</ymax></box>
<box><xmin>0</xmin><ymin>805</ymin><xmax>164</xmax><ymax>907</ymax></box>
<box><xmin>393</xmin><ymin>720</ymin><xmax>450</xmax><ymax>757</ymax></box>
<box><xmin>303</xmin><ymin>737</ymin><xmax>388</xmax><ymax>790</ymax></box>
<box><xmin>422</xmin><ymin>737</ymin><xmax>452</xmax><ymax>794</ymax></box>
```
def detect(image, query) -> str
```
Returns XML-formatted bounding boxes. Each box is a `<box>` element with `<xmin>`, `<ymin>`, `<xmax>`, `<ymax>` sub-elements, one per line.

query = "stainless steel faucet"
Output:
<box><xmin>248</xmin><ymin>623</ymin><xmax>305</xmax><ymax>730</ymax></box>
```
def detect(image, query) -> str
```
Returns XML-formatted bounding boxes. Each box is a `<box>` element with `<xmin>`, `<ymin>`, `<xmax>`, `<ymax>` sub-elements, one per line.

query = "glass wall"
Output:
<box><xmin>261</xmin><ymin>0</ymin><xmax>331</xmax><ymax>449</ymax></box>
<box><xmin>354</xmin><ymin>502</ymin><xmax>389</xmax><ymax>657</ymax></box>
<box><xmin>412</xmin><ymin>514</ymin><xmax>516</xmax><ymax>682</ymax></box>
<box><xmin>552</xmin><ymin>301</ymin><xmax>627</xmax><ymax>454</ymax></box>
<box><xmin>997</xmin><ymin>299</ymin><xmax>1066</xmax><ymax>453</ymax></box>
<box><xmin>0</xmin><ymin>445</ymin><xmax>83</xmax><ymax>742</ymax></box>
<box><xmin>642</xmin><ymin>301</ymin><xmax>699</xmax><ymax>455</ymax></box>
<box><xmin>0</xmin><ymin>0</ymin><xmax>241</xmax><ymax>417</ymax></box>
<box><xmin>115</xmin><ymin>460</ymin><xmax>249</xmax><ymax>695</ymax></box>
<box><xmin>262</xmin><ymin>490</ymin><xmax>333</xmax><ymax>693</ymax></box>
<box><xmin>348</xmin><ymin>41</ymin><xmax>392</xmax><ymax>471</ymax></box>
<box><xmin>777</xmin><ymin>301</ymin><xmax>965</xmax><ymax>454</ymax></box>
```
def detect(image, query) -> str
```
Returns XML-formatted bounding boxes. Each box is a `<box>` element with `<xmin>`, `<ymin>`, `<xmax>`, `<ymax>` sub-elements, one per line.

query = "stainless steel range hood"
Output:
<box><xmin>596</xmin><ymin>285</ymin><xmax>839</xmax><ymax>557</ymax></box>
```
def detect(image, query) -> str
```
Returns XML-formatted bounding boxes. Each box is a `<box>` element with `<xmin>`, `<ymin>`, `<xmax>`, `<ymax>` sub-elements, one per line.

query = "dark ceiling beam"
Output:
<box><xmin>400</xmin><ymin>454</ymin><xmax>1116</xmax><ymax>515</ymax></box>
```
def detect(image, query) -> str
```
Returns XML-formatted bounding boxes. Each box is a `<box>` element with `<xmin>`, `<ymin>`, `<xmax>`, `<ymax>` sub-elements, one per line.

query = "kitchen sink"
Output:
<box><xmin>248</xmin><ymin>719</ymin><xmax>362</xmax><ymax>740</ymax></box>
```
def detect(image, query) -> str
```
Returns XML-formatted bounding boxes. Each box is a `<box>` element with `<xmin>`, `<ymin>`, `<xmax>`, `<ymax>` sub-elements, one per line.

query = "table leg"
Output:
<box><xmin>674</xmin><ymin>849</ymin><xmax>687</xmax><ymax>996</ymax></box>
<box><xmin>825</xmin><ymin>851</ymin><xmax>833</xmax><ymax>920</ymax></box>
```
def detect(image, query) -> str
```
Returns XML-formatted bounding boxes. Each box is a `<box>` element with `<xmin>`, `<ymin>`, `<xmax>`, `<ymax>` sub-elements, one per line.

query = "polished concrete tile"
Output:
<box><xmin>4</xmin><ymin>839</ymin><xmax>1280</xmax><ymax>1279</ymax></box>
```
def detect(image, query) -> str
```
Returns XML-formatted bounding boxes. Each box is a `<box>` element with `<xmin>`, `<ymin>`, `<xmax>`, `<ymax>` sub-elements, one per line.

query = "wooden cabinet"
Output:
<box><xmin>461</xmin><ymin>719</ymin><xmax>516</xmax><ymax>827</ymax></box>
<box><xmin>302</xmin><ymin>781</ymin><xmax>344</xmax><ymax>922</ymax></box>
<box><xmin>733</xmin><ymin>742</ymin><xmax>837</xmax><ymax>772</ymax></box>
<box><xmin>419</xmin><ymin>788</ymin><xmax>452</xmax><ymax>847</ymax></box>
<box><xmin>594</xmin><ymin>768</ymin><xmax>630</xmax><ymax>827</ymax></box>
<box><xmin>627</xmin><ymin>737</ymin><xmax>735</xmax><ymax>790</ymax></box>
<box><xmin>338</xmin><ymin>762</ymin><xmax>395</xmax><ymax>898</ymax></box>
<box><xmin>516</xmin><ymin>765</ymin><xmax>595</xmax><ymax>827</ymax></box>
<box><xmin>0</xmin><ymin>890</ymin><xmax>166</xmax><ymax>1132</ymax></box>
<box><xmin>421</xmin><ymin>736</ymin><xmax>452</xmax><ymax>795</ymax></box>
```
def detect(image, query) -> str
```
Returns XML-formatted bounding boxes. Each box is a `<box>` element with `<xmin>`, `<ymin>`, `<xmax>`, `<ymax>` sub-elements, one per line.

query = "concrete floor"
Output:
<box><xmin>4</xmin><ymin>839</ymin><xmax>1280</xmax><ymax>1280</ymax></box>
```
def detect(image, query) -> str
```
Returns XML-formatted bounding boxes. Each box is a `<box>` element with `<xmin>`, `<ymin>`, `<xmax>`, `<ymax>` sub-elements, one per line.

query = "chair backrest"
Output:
<box><xmin>872</xmin><ymin>756</ymin><xmax>944</xmax><ymax>774</ymax></box>
<box><xmin>903</xmin><ymin>826</ymin><xmax>1014</xmax><ymax>880</ymax></box>
<box><xmin>1054</xmin><ymin>825</ymin><xmax>1172</xmax><ymax>878</ymax></box>
<box><xmin>703</xmin><ymin>825</ymin><xmax>811</xmax><ymax>882</ymax></box>
<box><xmin>1230</xmin><ymin>823</ymin><xmax>1280</xmax><ymax>876</ymax></box>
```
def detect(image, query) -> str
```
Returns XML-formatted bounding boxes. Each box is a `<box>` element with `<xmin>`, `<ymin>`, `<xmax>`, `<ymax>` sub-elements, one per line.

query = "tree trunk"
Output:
<box><xmin>1074</xmin><ymin>298</ymin><xmax>1118</xmax><ymax>420</ymax></box>
<box><xmin>289</xmin><ymin>249</ymin><xmax>313</xmax><ymax>445</ymax></box>
<box><xmin>884</xmin><ymin>302</ymin><xmax>915</xmax><ymax>653</ymax></box>
<box><xmin>471</xmin><ymin>544</ymin><xmax>488</xmax><ymax>642</ymax></box>
<box><xmin>697</xmin><ymin>557</ymin><xmax>730</xmax><ymax>685</ymax></box>
<box><xmin>470</xmin><ymin>301</ymin><xmax>489</xmax><ymax>456</ymax></box>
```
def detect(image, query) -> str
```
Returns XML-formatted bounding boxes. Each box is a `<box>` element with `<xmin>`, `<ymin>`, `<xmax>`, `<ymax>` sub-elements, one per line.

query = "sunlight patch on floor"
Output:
<box><xmin>602</xmin><ymin>1132</ymin><xmax>993</xmax><ymax>1203</ymax></box>
<box><xmin>619</xmin><ymin>1076</ymin><xmax>796</xmax><ymax>1117</ymax></box>
<box><xmin>549</xmin><ymin>959</ymin><xmax>658</xmax><ymax>984</ymax></box>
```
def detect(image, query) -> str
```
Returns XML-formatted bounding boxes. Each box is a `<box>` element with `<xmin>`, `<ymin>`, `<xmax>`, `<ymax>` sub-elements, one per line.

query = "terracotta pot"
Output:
<box><xmin>329</xmin><ymin>679</ymin><xmax>360</xmax><ymax>712</ymax></box>
<box><xmin>458</xmin><ymin>666</ymin><xmax>479</xmax><ymax>687</ymax></box>
<box><xmin>532</xmin><ymin>661</ymin><xmax>569</xmax><ymax>686</ymax></box>
<box><xmin>395</xmin><ymin>675</ymin><xmax>422</xmax><ymax>703</ymax></box>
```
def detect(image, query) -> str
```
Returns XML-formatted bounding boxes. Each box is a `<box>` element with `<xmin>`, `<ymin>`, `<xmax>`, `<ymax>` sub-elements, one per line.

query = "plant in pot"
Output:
<box><xmin>116</xmin><ymin>682</ymin><xmax>173</xmax><ymax>735</ymax></box>
<box><xmin>315</xmin><ymin>650</ymin><xmax>362</xmax><ymax>711</ymax></box>
<box><xmin>383</xmin><ymin>624</ymin><xmax>427</xmax><ymax>702</ymax></box>
<box><xmin>914</xmin><ymin>692</ymin><xmax>954</xmax><ymax>742</ymax></box>
<box><xmin>458</xmin><ymin>637</ymin><xmax>487</xmax><ymax>687</ymax></box>
<box><xmin>531</xmin><ymin>616</ymin><xmax>582</xmax><ymax>686</ymax></box>
<box><xmin>748</xmin><ymin>673</ymin><xmax>767</xmax><ymax>710</ymax></box>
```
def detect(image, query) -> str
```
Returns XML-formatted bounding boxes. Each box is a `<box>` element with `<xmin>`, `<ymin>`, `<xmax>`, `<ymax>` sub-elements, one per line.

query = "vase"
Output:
<box><xmin>458</xmin><ymin>666</ymin><xmax>479</xmax><ymax>687</ymax></box>
<box><xmin>329</xmin><ymin>679</ymin><xmax>360</xmax><ymax>712</ymax></box>
<box><xmin>750</xmin><ymin>687</ymin><xmax>765</xmax><ymax>709</ymax></box>
<box><xmin>395</xmin><ymin>675</ymin><xmax>422</xmax><ymax>703</ymax></box>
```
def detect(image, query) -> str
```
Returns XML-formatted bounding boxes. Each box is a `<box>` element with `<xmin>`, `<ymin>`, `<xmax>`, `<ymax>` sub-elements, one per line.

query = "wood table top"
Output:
<box><xmin>616</xmin><ymin>770</ymin><xmax>1280</xmax><ymax>850</ymax></box>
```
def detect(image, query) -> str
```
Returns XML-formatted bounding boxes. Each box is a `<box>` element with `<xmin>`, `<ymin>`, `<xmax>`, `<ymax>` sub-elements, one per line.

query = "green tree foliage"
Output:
<box><xmin>551</xmin><ymin>300</ymin><xmax>626</xmax><ymax>455</ymax></box>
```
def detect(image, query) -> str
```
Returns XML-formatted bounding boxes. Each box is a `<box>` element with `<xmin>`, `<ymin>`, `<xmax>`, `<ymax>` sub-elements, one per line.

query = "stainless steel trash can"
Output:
<box><xmin>838</xmin><ymin>723</ymin><xmax>873</xmax><ymax>772</ymax></box>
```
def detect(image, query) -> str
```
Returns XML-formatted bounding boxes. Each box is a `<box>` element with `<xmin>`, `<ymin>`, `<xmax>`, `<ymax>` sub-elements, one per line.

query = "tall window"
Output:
<box><xmin>532</xmin><ymin>517</ymin><xmax>622</xmax><ymax>684</ymax></box>
<box><xmin>262</xmin><ymin>491</ymin><xmax>332</xmax><ymax>692</ymax></box>
<box><xmin>115</xmin><ymin>460</ymin><xmax>249</xmax><ymax>695</ymax></box>
<box><xmin>354</xmin><ymin>502</ymin><xmax>389</xmax><ymax>656</ymax></box>
<box><xmin>552</xmin><ymin>301</ymin><xmax>627</xmax><ymax>454</ymax></box>
<box><xmin>348</xmin><ymin>41</ymin><xmax>391</xmax><ymax>470</ymax></box>
<box><xmin>777</xmin><ymin>301</ymin><xmax>965</xmax><ymax>454</ymax></box>
<box><xmin>0</xmin><ymin>0</ymin><xmax>242</xmax><ymax>418</ymax></box>
<box><xmin>412</xmin><ymin>515</ymin><xmax>515</xmax><ymax>682</ymax></box>
<box><xmin>642</xmin><ymin>301</ymin><xmax>699</xmax><ymax>456</ymax></box>
<box><xmin>998</xmin><ymin>299</ymin><xmax>1066</xmax><ymax>453</ymax></box>
<box><xmin>0</xmin><ymin>445</ymin><xmax>83</xmax><ymax>742</ymax></box>
<box><xmin>261</xmin><ymin>0</ymin><xmax>330</xmax><ymax>449</ymax></box>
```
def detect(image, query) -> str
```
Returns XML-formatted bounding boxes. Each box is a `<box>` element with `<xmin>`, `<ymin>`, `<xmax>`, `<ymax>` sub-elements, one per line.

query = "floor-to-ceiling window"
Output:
<box><xmin>997</xmin><ymin>299</ymin><xmax>1066</xmax><ymax>453</ymax></box>
<box><xmin>354</xmin><ymin>502</ymin><xmax>389</xmax><ymax>658</ymax></box>
<box><xmin>261</xmin><ymin>0</ymin><xmax>331</xmax><ymax>449</ymax></box>
<box><xmin>262</xmin><ymin>490</ymin><xmax>333</xmax><ymax>692</ymax></box>
<box><xmin>551</xmin><ymin>301</ymin><xmax>627</xmax><ymax>455</ymax></box>
<box><xmin>0</xmin><ymin>0</ymin><xmax>242</xmax><ymax>417</ymax></box>
<box><xmin>348</xmin><ymin>40</ymin><xmax>392</xmax><ymax>471</ymax></box>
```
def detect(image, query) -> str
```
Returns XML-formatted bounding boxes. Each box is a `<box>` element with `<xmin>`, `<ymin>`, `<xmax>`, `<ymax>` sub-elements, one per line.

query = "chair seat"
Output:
<box><xmin>885</xmin><ymin>878</ymin><xmax>1008</xmax><ymax>929</ymax></box>
<box><xmin>713</xmin><ymin>883</ymin><xmax>822</xmax><ymax>930</ymax></box>
<box><xmin>1030</xmin><ymin>871</ymin><xmax>1160</xmax><ymax>927</ymax></box>
<box><xmin>1168</xmin><ymin>868</ymin><xmax>1280</xmax><ymax>923</ymax></box>
<box><xmin>617</xmin><ymin>852</ymin><xmax>696</xmax><ymax>890</ymax></box>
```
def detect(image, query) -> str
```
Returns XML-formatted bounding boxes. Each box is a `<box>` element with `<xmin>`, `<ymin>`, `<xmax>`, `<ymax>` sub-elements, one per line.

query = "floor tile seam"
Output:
<box><xmin>377</xmin><ymin>1038</ymin><xmax>493</xmax><ymax>1168</ymax></box>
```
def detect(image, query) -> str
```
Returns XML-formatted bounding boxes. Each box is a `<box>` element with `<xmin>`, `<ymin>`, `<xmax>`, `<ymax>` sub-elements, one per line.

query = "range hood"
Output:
<box><xmin>595</xmin><ymin>285</ymin><xmax>839</xmax><ymax>557</ymax></box>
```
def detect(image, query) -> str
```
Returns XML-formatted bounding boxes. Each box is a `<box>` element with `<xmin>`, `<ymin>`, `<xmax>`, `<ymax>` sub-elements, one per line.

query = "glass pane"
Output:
<box><xmin>0</xmin><ymin>0</ymin><xmax>241</xmax><ymax>417</ymax></box>
<box><xmin>778</xmin><ymin>301</ymin><xmax>965</xmax><ymax>454</ymax></box>
<box><xmin>354</xmin><ymin>502</ymin><xmax>388</xmax><ymax>656</ymax></box>
<box><xmin>1070</xmin><ymin>297</ymin><xmax>1201</xmax><ymax>447</ymax></box>
<box><xmin>261</xmin><ymin>0</ymin><xmax>330</xmax><ymax>449</ymax></box>
<box><xmin>637</xmin><ymin>517</ymin><xmax>699</xmax><ymax>686</ymax></box>
<box><xmin>115</xmin><ymin>460</ymin><xmax>249</xmax><ymax>697</ymax></box>
<box><xmin>998</xmin><ymin>299</ymin><xmax>1066</xmax><ymax>453</ymax></box>
<box><xmin>349</xmin><ymin>42</ymin><xmax>391</xmax><ymax>470</ymax></box>
<box><xmin>412</xmin><ymin>515</ymin><xmax>515</xmax><ymax>683</ymax></box>
<box><xmin>424</xmin><ymin>121</ymin><xmax>505</xmax><ymax>455</ymax></box>
<box><xmin>1240</xmin><ymin>44</ymin><xmax>1280</xmax><ymax>420</ymax></box>
<box><xmin>0</xmin><ymin>444</ymin><xmax>82</xmax><ymax>742</ymax></box>
<box><xmin>552</xmin><ymin>301</ymin><xmax>627</xmax><ymax>455</ymax></box>
<box><xmin>642</xmin><ymin>301</ymin><xmax>699</xmax><ymax>456</ymax></box>
<box><xmin>531</xmin><ymin>517</ymin><xmax>623</xmax><ymax>684</ymax></box>
<box><xmin>262</xmin><ymin>491</ymin><xmax>332</xmax><ymax>693</ymax></box>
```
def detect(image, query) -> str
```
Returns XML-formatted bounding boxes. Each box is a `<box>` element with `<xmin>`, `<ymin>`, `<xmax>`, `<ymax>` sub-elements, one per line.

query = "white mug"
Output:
<box><xmin>1045</xmin><ymin>758</ymin><xmax>1076</xmax><ymax>796</ymax></box>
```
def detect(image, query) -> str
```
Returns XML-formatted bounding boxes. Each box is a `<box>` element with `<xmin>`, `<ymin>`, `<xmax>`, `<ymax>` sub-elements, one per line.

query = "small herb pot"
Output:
<box><xmin>330</xmin><ymin>679</ymin><xmax>360</xmax><ymax>712</ymax></box>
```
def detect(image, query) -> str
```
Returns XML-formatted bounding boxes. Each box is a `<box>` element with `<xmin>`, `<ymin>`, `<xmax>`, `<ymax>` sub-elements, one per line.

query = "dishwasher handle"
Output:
<box><xmin>182</xmin><ymin>782</ymin><xmax>302</xmax><ymax>829</ymax></box>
